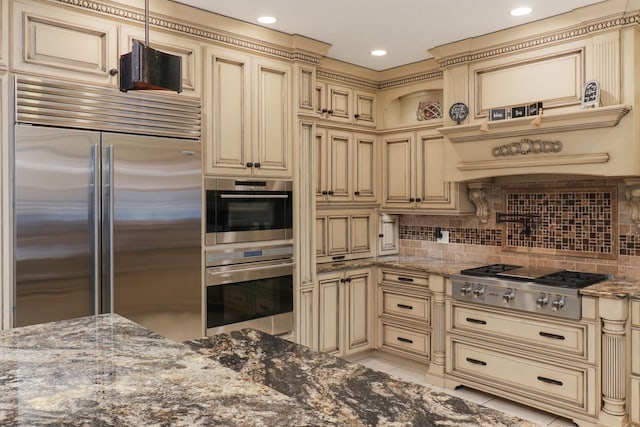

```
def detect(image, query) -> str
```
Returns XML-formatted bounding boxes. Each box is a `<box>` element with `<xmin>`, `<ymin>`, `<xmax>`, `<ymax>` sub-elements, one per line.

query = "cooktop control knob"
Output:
<box><xmin>460</xmin><ymin>283</ymin><xmax>472</xmax><ymax>296</ymax></box>
<box><xmin>551</xmin><ymin>296</ymin><xmax>566</xmax><ymax>311</ymax></box>
<box><xmin>472</xmin><ymin>285</ymin><xmax>485</xmax><ymax>298</ymax></box>
<box><xmin>536</xmin><ymin>294</ymin><xmax>549</xmax><ymax>308</ymax></box>
<box><xmin>502</xmin><ymin>289</ymin><xmax>516</xmax><ymax>303</ymax></box>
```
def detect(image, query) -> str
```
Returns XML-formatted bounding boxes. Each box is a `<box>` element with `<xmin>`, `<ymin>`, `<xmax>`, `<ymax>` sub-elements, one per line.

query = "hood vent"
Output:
<box><xmin>119</xmin><ymin>0</ymin><xmax>181</xmax><ymax>93</ymax></box>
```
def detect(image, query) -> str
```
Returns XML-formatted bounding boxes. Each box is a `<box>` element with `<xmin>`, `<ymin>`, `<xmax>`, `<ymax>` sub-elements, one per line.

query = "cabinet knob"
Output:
<box><xmin>328</xmin><ymin>191</ymin><xmax>334</xmax><ymax>195</ymax></box>
<box><xmin>416</xmin><ymin>198</ymin><xmax>422</xmax><ymax>202</ymax></box>
<box><xmin>354</xmin><ymin>191</ymin><xmax>360</xmax><ymax>196</ymax></box>
<box><xmin>409</xmin><ymin>198</ymin><xmax>415</xmax><ymax>202</ymax></box>
<box><xmin>254</xmin><ymin>162</ymin><xmax>261</xmax><ymax>168</ymax></box>
<box><xmin>108</xmin><ymin>68</ymin><xmax>119</xmax><ymax>76</ymax></box>
<box><xmin>354</xmin><ymin>113</ymin><xmax>360</xmax><ymax>119</ymax></box>
<box><xmin>246</xmin><ymin>162</ymin><xmax>253</xmax><ymax>168</ymax></box>
<box><xmin>321</xmin><ymin>190</ymin><xmax>328</xmax><ymax>195</ymax></box>
<box><xmin>378</xmin><ymin>234</ymin><xmax>384</xmax><ymax>238</ymax></box>
<box><xmin>328</xmin><ymin>109</ymin><xmax>334</xmax><ymax>115</ymax></box>
<box><xmin>321</xmin><ymin>108</ymin><xmax>328</xmax><ymax>114</ymax></box>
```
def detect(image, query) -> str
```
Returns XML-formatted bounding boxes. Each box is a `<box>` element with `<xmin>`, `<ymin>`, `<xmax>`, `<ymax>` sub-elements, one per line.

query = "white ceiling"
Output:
<box><xmin>172</xmin><ymin>0</ymin><xmax>606</xmax><ymax>71</ymax></box>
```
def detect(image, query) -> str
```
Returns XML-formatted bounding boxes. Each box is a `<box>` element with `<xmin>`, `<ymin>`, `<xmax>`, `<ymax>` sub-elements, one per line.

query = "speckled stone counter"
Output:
<box><xmin>187</xmin><ymin>329</ymin><xmax>539</xmax><ymax>427</ymax></box>
<box><xmin>0</xmin><ymin>314</ymin><xmax>339</xmax><ymax>426</ymax></box>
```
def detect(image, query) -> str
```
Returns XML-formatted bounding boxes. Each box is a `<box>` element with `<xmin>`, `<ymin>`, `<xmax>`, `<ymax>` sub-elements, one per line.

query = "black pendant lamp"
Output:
<box><xmin>119</xmin><ymin>0</ymin><xmax>182</xmax><ymax>93</ymax></box>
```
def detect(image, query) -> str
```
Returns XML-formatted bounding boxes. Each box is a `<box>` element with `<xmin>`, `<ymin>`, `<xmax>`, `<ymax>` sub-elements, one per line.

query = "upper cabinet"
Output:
<box><xmin>314</xmin><ymin>128</ymin><xmax>377</xmax><ymax>204</ymax></box>
<box><xmin>204</xmin><ymin>46</ymin><xmax>292</xmax><ymax>178</ymax></box>
<box><xmin>382</xmin><ymin>130</ymin><xmax>473</xmax><ymax>214</ymax></box>
<box><xmin>11</xmin><ymin>0</ymin><xmax>119</xmax><ymax>86</ymax></box>
<box><xmin>315</xmin><ymin>81</ymin><xmax>377</xmax><ymax>128</ymax></box>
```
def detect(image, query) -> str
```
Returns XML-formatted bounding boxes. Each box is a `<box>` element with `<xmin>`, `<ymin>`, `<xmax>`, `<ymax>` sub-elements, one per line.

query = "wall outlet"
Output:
<box><xmin>436</xmin><ymin>230</ymin><xmax>449</xmax><ymax>244</ymax></box>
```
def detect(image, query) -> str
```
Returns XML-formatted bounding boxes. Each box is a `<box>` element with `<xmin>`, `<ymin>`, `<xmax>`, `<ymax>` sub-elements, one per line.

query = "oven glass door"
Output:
<box><xmin>206</xmin><ymin>262</ymin><xmax>293</xmax><ymax>329</ymax></box>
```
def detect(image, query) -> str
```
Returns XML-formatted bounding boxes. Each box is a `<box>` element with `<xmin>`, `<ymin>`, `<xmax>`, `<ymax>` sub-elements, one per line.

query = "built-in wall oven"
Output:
<box><xmin>205</xmin><ymin>178</ymin><xmax>292</xmax><ymax>246</ymax></box>
<box><xmin>205</xmin><ymin>244</ymin><xmax>293</xmax><ymax>335</ymax></box>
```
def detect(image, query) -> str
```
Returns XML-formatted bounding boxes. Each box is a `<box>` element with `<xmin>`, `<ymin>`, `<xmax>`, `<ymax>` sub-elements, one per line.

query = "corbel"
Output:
<box><xmin>624</xmin><ymin>178</ymin><xmax>640</xmax><ymax>228</ymax></box>
<box><xmin>466</xmin><ymin>180</ymin><xmax>492</xmax><ymax>224</ymax></box>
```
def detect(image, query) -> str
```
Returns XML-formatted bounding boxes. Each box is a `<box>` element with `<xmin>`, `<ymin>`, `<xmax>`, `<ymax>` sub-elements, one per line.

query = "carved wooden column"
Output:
<box><xmin>598</xmin><ymin>297</ymin><xmax>629</xmax><ymax>426</ymax></box>
<box><xmin>466</xmin><ymin>180</ymin><xmax>492</xmax><ymax>224</ymax></box>
<box><xmin>427</xmin><ymin>275</ymin><xmax>446</xmax><ymax>386</ymax></box>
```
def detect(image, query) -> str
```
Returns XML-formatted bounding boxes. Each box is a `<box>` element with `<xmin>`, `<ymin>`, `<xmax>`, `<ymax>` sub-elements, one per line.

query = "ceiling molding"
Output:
<box><xmin>379</xmin><ymin>71</ymin><xmax>443</xmax><ymax>90</ymax></box>
<box><xmin>437</xmin><ymin>12</ymin><xmax>640</xmax><ymax>69</ymax></box>
<box><xmin>50</xmin><ymin>0</ymin><xmax>322</xmax><ymax>64</ymax></box>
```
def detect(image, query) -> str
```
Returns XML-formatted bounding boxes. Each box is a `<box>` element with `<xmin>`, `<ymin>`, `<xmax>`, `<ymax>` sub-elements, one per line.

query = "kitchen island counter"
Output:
<box><xmin>0</xmin><ymin>314</ymin><xmax>538</xmax><ymax>426</ymax></box>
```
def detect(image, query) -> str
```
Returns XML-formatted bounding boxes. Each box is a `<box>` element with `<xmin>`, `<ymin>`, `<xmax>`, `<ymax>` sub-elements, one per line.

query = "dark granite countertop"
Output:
<box><xmin>187</xmin><ymin>329</ymin><xmax>539</xmax><ymax>426</ymax></box>
<box><xmin>0</xmin><ymin>314</ymin><xmax>538</xmax><ymax>426</ymax></box>
<box><xmin>318</xmin><ymin>256</ymin><xmax>640</xmax><ymax>299</ymax></box>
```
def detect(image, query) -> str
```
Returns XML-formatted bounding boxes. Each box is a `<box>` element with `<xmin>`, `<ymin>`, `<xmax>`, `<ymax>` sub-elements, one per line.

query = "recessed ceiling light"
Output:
<box><xmin>510</xmin><ymin>7</ymin><xmax>533</xmax><ymax>16</ymax></box>
<box><xmin>370</xmin><ymin>50</ymin><xmax>387</xmax><ymax>57</ymax></box>
<box><xmin>257</xmin><ymin>16</ymin><xmax>277</xmax><ymax>24</ymax></box>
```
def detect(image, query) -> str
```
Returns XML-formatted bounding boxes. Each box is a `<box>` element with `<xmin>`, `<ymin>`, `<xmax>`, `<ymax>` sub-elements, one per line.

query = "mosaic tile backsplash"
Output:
<box><xmin>398</xmin><ymin>178</ymin><xmax>640</xmax><ymax>279</ymax></box>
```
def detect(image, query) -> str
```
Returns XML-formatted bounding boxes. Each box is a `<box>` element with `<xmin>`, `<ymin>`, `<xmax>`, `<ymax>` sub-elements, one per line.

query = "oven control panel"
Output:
<box><xmin>206</xmin><ymin>244</ymin><xmax>293</xmax><ymax>267</ymax></box>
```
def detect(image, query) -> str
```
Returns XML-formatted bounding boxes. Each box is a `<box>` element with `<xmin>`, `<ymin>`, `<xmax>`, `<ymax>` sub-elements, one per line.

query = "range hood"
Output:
<box><xmin>119</xmin><ymin>0</ymin><xmax>181</xmax><ymax>93</ymax></box>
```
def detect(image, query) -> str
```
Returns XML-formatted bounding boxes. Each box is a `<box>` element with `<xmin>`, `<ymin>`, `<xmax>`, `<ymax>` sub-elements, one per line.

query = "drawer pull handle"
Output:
<box><xmin>397</xmin><ymin>277</ymin><xmax>414</xmax><ymax>283</ymax></box>
<box><xmin>465</xmin><ymin>357</ymin><xmax>487</xmax><ymax>366</ymax></box>
<box><xmin>397</xmin><ymin>337</ymin><xmax>413</xmax><ymax>344</ymax></box>
<box><xmin>539</xmin><ymin>332</ymin><xmax>565</xmax><ymax>340</ymax></box>
<box><xmin>537</xmin><ymin>376</ymin><xmax>563</xmax><ymax>386</ymax></box>
<box><xmin>397</xmin><ymin>304</ymin><xmax>414</xmax><ymax>310</ymax></box>
<box><xmin>465</xmin><ymin>318</ymin><xmax>487</xmax><ymax>325</ymax></box>
<box><xmin>332</xmin><ymin>255</ymin><xmax>346</xmax><ymax>261</ymax></box>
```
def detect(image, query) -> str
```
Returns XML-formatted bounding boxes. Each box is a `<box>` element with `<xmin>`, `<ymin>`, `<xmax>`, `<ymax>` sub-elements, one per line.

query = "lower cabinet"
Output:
<box><xmin>631</xmin><ymin>298</ymin><xmax>640</xmax><ymax>426</ymax></box>
<box><xmin>376</xmin><ymin>268</ymin><xmax>434</xmax><ymax>364</ymax></box>
<box><xmin>446</xmin><ymin>298</ymin><xmax>599</xmax><ymax>422</ymax></box>
<box><xmin>318</xmin><ymin>268</ymin><xmax>373</xmax><ymax>357</ymax></box>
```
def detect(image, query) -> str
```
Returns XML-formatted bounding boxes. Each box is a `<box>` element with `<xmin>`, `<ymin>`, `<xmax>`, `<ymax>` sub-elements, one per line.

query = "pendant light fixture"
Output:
<box><xmin>119</xmin><ymin>0</ymin><xmax>182</xmax><ymax>93</ymax></box>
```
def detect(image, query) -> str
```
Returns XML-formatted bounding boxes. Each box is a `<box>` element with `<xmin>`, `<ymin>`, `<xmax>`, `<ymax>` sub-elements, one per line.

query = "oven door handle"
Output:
<box><xmin>219</xmin><ymin>194</ymin><xmax>289</xmax><ymax>199</ymax></box>
<box><xmin>206</xmin><ymin>261</ymin><xmax>293</xmax><ymax>286</ymax></box>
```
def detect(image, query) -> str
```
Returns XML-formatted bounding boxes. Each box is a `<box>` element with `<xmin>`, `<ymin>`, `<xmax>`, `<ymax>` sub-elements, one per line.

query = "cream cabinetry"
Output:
<box><xmin>377</xmin><ymin>214</ymin><xmax>399</xmax><ymax>256</ymax></box>
<box><xmin>382</xmin><ymin>130</ymin><xmax>473</xmax><ymax>214</ymax></box>
<box><xmin>631</xmin><ymin>299</ymin><xmax>640</xmax><ymax>426</ymax></box>
<box><xmin>318</xmin><ymin>268</ymin><xmax>373</xmax><ymax>357</ymax></box>
<box><xmin>316</xmin><ymin>82</ymin><xmax>377</xmax><ymax>127</ymax></box>
<box><xmin>0</xmin><ymin>1</ymin><xmax>7</xmax><ymax>70</ymax></box>
<box><xmin>297</xmin><ymin>281</ymin><xmax>318</xmax><ymax>350</ymax></box>
<box><xmin>205</xmin><ymin>46</ymin><xmax>292</xmax><ymax>178</ymax></box>
<box><xmin>11</xmin><ymin>0</ymin><xmax>119</xmax><ymax>86</ymax></box>
<box><xmin>377</xmin><ymin>269</ymin><xmax>432</xmax><ymax>363</ymax></box>
<box><xmin>314</xmin><ymin>128</ymin><xmax>377</xmax><ymax>204</ymax></box>
<box><xmin>446</xmin><ymin>298</ymin><xmax>599</xmax><ymax>421</ymax></box>
<box><xmin>0</xmin><ymin>72</ymin><xmax>7</xmax><ymax>329</ymax></box>
<box><xmin>316</xmin><ymin>209</ymin><xmax>375</xmax><ymax>263</ymax></box>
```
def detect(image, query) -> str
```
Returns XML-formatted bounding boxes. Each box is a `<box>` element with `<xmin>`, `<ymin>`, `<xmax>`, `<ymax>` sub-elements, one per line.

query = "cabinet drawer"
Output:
<box><xmin>380</xmin><ymin>323</ymin><xmax>430</xmax><ymax>359</ymax></box>
<box><xmin>632</xmin><ymin>376</ymin><xmax>640</xmax><ymax>425</ymax></box>
<box><xmin>633</xmin><ymin>329</ymin><xmax>640</xmax><ymax>376</ymax></box>
<box><xmin>380</xmin><ymin>270</ymin><xmax>429</xmax><ymax>287</ymax></box>
<box><xmin>381</xmin><ymin>289</ymin><xmax>430</xmax><ymax>324</ymax></box>
<box><xmin>451</xmin><ymin>341</ymin><xmax>588</xmax><ymax>410</ymax></box>
<box><xmin>452</xmin><ymin>305</ymin><xmax>588</xmax><ymax>358</ymax></box>
<box><xmin>632</xmin><ymin>299</ymin><xmax>640</xmax><ymax>328</ymax></box>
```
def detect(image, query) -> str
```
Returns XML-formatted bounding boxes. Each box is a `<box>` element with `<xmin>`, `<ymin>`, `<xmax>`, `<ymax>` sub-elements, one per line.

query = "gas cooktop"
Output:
<box><xmin>450</xmin><ymin>264</ymin><xmax>610</xmax><ymax>320</ymax></box>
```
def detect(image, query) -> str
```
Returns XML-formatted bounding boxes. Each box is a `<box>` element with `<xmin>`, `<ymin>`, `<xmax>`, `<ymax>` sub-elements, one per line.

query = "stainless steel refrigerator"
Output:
<box><xmin>12</xmin><ymin>76</ymin><xmax>203</xmax><ymax>342</ymax></box>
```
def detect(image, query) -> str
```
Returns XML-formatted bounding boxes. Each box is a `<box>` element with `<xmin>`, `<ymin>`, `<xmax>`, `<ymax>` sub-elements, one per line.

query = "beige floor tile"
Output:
<box><xmin>547</xmin><ymin>417</ymin><xmax>578</xmax><ymax>427</ymax></box>
<box><xmin>386</xmin><ymin>366</ymin><xmax>430</xmax><ymax>387</ymax></box>
<box><xmin>356</xmin><ymin>356</ymin><xmax>400</xmax><ymax>373</ymax></box>
<box><xmin>483</xmin><ymin>396</ymin><xmax>557</xmax><ymax>426</ymax></box>
<box><xmin>444</xmin><ymin>386</ymin><xmax>495</xmax><ymax>405</ymax></box>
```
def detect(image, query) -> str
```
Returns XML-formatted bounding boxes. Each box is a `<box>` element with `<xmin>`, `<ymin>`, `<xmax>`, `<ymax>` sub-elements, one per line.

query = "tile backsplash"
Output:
<box><xmin>398</xmin><ymin>177</ymin><xmax>640</xmax><ymax>279</ymax></box>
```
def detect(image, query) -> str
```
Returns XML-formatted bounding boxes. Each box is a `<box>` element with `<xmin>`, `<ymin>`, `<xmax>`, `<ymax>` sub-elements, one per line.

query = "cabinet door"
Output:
<box><xmin>345</xmin><ymin>269</ymin><xmax>372</xmax><ymax>355</ymax></box>
<box><xmin>315</xmin><ymin>216</ymin><xmax>328</xmax><ymax>258</ymax></box>
<box><xmin>314</xmin><ymin>129</ymin><xmax>329</xmax><ymax>202</ymax></box>
<box><xmin>382</xmin><ymin>133</ymin><xmax>415</xmax><ymax>208</ymax></box>
<box><xmin>296</xmin><ymin>65</ymin><xmax>316</xmax><ymax>115</ymax></box>
<box><xmin>378</xmin><ymin>214</ymin><xmax>399</xmax><ymax>256</ymax></box>
<box><xmin>318</xmin><ymin>273</ymin><xmax>344</xmax><ymax>356</ymax></box>
<box><xmin>252</xmin><ymin>58</ymin><xmax>292</xmax><ymax>178</ymax></box>
<box><xmin>415</xmin><ymin>134</ymin><xmax>456</xmax><ymax>210</ymax></box>
<box><xmin>350</xmin><ymin>214</ymin><xmax>372</xmax><ymax>254</ymax></box>
<box><xmin>327</xmin><ymin>130</ymin><xmax>352</xmax><ymax>202</ymax></box>
<box><xmin>204</xmin><ymin>46</ymin><xmax>252</xmax><ymax>176</ymax></box>
<box><xmin>315</xmin><ymin>82</ymin><xmax>327</xmax><ymax>115</ymax></box>
<box><xmin>353</xmin><ymin>134</ymin><xmax>377</xmax><ymax>203</ymax></box>
<box><xmin>12</xmin><ymin>0</ymin><xmax>118</xmax><ymax>86</ymax></box>
<box><xmin>326</xmin><ymin>84</ymin><xmax>353</xmax><ymax>124</ymax></box>
<box><xmin>327</xmin><ymin>215</ymin><xmax>349</xmax><ymax>257</ymax></box>
<box><xmin>298</xmin><ymin>284</ymin><xmax>318</xmax><ymax>350</ymax></box>
<box><xmin>120</xmin><ymin>26</ymin><xmax>202</xmax><ymax>98</ymax></box>
<box><xmin>353</xmin><ymin>90</ymin><xmax>377</xmax><ymax>127</ymax></box>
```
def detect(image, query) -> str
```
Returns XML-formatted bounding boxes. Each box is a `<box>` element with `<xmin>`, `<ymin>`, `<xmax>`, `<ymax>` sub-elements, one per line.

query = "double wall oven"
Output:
<box><xmin>204</xmin><ymin>178</ymin><xmax>294</xmax><ymax>336</ymax></box>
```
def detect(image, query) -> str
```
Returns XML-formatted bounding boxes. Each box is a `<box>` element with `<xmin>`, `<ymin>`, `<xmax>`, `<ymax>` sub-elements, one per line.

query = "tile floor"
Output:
<box><xmin>353</xmin><ymin>353</ymin><xmax>578</xmax><ymax>427</ymax></box>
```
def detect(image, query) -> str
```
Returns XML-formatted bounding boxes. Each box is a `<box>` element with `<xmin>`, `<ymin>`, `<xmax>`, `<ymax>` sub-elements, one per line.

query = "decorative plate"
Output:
<box><xmin>449</xmin><ymin>102</ymin><xmax>469</xmax><ymax>124</ymax></box>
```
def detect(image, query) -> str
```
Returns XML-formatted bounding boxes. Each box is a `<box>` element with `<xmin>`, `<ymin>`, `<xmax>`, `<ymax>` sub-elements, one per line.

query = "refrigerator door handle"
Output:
<box><xmin>106</xmin><ymin>145</ymin><xmax>115</xmax><ymax>313</ymax></box>
<box><xmin>91</xmin><ymin>144</ymin><xmax>100</xmax><ymax>315</ymax></box>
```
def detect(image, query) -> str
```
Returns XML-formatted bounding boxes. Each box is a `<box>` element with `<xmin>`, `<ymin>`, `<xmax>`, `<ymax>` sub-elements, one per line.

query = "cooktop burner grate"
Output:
<box><xmin>535</xmin><ymin>270</ymin><xmax>610</xmax><ymax>288</ymax></box>
<box><xmin>459</xmin><ymin>264</ymin><xmax>521</xmax><ymax>277</ymax></box>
